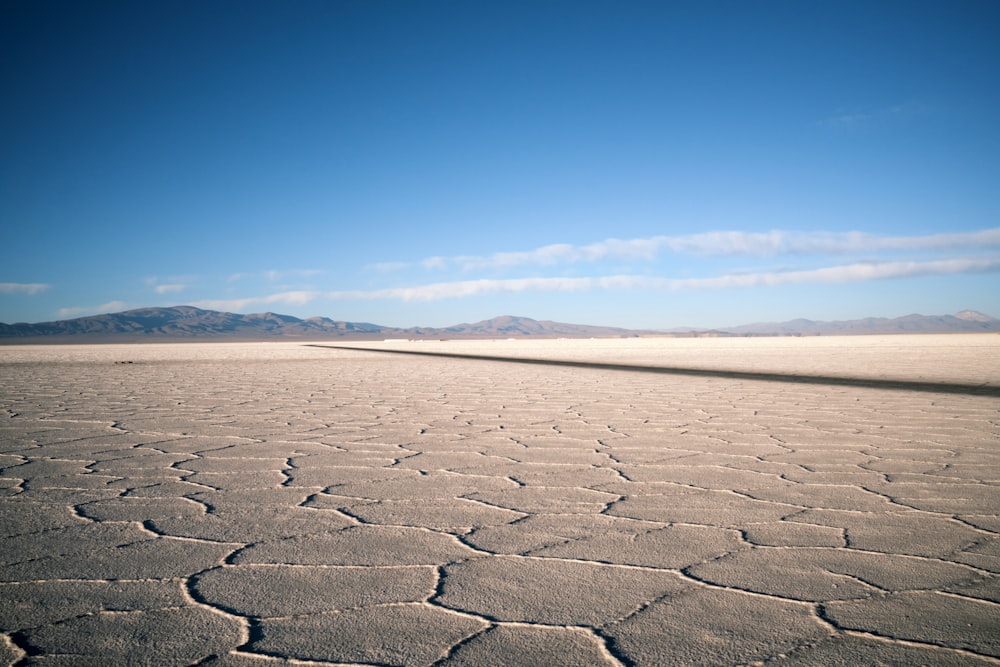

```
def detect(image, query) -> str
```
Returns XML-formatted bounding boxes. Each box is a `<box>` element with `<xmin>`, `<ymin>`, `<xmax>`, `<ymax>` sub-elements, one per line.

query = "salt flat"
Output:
<box><xmin>1</xmin><ymin>335</ymin><xmax>998</xmax><ymax>665</ymax></box>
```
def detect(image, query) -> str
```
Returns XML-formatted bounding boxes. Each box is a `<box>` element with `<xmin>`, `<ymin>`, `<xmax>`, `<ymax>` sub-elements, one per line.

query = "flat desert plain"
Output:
<box><xmin>1</xmin><ymin>334</ymin><xmax>998</xmax><ymax>666</ymax></box>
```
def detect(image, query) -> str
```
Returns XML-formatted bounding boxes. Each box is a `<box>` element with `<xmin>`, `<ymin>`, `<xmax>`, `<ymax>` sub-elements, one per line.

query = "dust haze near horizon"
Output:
<box><xmin>2</xmin><ymin>1</ymin><xmax>999</xmax><ymax>328</ymax></box>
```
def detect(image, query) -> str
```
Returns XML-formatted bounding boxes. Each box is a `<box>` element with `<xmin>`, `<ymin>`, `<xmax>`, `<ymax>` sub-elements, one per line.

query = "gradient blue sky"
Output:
<box><xmin>3</xmin><ymin>0</ymin><xmax>999</xmax><ymax>328</ymax></box>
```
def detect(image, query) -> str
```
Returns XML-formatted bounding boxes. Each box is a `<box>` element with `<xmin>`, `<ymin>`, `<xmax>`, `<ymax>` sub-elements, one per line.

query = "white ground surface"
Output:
<box><xmin>1</xmin><ymin>335</ymin><xmax>998</xmax><ymax>666</ymax></box>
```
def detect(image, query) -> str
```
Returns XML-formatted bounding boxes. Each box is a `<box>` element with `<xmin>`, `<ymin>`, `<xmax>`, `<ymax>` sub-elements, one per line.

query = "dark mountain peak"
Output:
<box><xmin>0</xmin><ymin>306</ymin><xmax>365</xmax><ymax>341</ymax></box>
<box><xmin>491</xmin><ymin>315</ymin><xmax>537</xmax><ymax>325</ymax></box>
<box><xmin>243</xmin><ymin>312</ymin><xmax>302</xmax><ymax>324</ymax></box>
<box><xmin>122</xmin><ymin>305</ymin><xmax>207</xmax><ymax>316</ymax></box>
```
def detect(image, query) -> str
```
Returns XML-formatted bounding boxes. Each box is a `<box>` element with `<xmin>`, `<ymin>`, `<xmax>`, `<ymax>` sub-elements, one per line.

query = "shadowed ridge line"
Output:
<box><xmin>306</xmin><ymin>345</ymin><xmax>1000</xmax><ymax>398</ymax></box>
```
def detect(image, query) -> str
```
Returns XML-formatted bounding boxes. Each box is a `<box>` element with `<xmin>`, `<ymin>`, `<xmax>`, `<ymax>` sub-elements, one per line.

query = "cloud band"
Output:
<box><xmin>400</xmin><ymin>228</ymin><xmax>1000</xmax><ymax>272</ymax></box>
<box><xmin>0</xmin><ymin>283</ymin><xmax>50</xmax><ymax>295</ymax></box>
<box><xmin>334</xmin><ymin>256</ymin><xmax>1000</xmax><ymax>302</ymax></box>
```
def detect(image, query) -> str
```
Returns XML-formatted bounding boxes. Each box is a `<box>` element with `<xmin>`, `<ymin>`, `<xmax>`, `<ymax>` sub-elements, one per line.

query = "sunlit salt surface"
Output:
<box><xmin>333</xmin><ymin>333</ymin><xmax>1000</xmax><ymax>386</ymax></box>
<box><xmin>1</xmin><ymin>334</ymin><xmax>997</xmax><ymax>665</ymax></box>
<box><xmin>3</xmin><ymin>333</ymin><xmax>999</xmax><ymax>385</ymax></box>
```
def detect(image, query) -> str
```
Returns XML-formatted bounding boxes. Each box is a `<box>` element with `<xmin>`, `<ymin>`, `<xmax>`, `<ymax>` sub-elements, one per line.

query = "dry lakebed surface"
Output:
<box><xmin>1</xmin><ymin>334</ymin><xmax>998</xmax><ymax>666</ymax></box>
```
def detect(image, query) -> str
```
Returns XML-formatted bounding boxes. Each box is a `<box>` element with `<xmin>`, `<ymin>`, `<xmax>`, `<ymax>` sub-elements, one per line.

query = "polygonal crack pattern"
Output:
<box><xmin>0</xmin><ymin>341</ymin><xmax>998</xmax><ymax>666</ymax></box>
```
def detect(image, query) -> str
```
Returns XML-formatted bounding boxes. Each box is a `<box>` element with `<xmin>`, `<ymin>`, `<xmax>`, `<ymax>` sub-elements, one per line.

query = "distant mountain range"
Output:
<box><xmin>0</xmin><ymin>306</ymin><xmax>997</xmax><ymax>343</ymax></box>
<box><xmin>0</xmin><ymin>307</ymin><xmax>640</xmax><ymax>342</ymax></box>
<box><xmin>712</xmin><ymin>309</ymin><xmax>1000</xmax><ymax>336</ymax></box>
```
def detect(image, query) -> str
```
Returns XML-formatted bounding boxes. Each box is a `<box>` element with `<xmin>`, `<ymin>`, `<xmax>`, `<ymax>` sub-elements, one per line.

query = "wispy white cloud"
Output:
<box><xmin>154</xmin><ymin>283</ymin><xmax>186</xmax><ymax>295</ymax></box>
<box><xmin>820</xmin><ymin>101</ymin><xmax>927</xmax><ymax>128</ymax></box>
<box><xmin>663</xmin><ymin>228</ymin><xmax>1000</xmax><ymax>256</ymax></box>
<box><xmin>368</xmin><ymin>239</ymin><xmax>669</xmax><ymax>273</ymax></box>
<box><xmin>0</xmin><ymin>282</ymin><xmax>50</xmax><ymax>295</ymax></box>
<box><xmin>664</xmin><ymin>257</ymin><xmax>1000</xmax><ymax>290</ymax></box>
<box><xmin>367</xmin><ymin>261</ymin><xmax>411</xmax><ymax>273</ymax></box>
<box><xmin>422</xmin><ymin>257</ymin><xmax>449</xmax><ymax>270</ymax></box>
<box><xmin>145</xmin><ymin>275</ymin><xmax>194</xmax><ymax>294</ymax></box>
<box><xmin>328</xmin><ymin>256</ymin><xmax>1000</xmax><ymax>302</ymax></box>
<box><xmin>448</xmin><ymin>239</ymin><xmax>658</xmax><ymax>271</ymax></box>
<box><xmin>190</xmin><ymin>290</ymin><xmax>319</xmax><ymax>313</ymax></box>
<box><xmin>57</xmin><ymin>300</ymin><xmax>130</xmax><ymax>319</ymax></box>
<box><xmin>412</xmin><ymin>228</ymin><xmax>1000</xmax><ymax>271</ymax></box>
<box><xmin>329</xmin><ymin>277</ymin><xmax>597</xmax><ymax>301</ymax></box>
<box><xmin>227</xmin><ymin>269</ymin><xmax>325</xmax><ymax>283</ymax></box>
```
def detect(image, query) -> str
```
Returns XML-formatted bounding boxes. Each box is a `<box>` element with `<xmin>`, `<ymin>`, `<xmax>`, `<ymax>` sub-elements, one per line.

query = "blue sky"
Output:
<box><xmin>2</xmin><ymin>0</ymin><xmax>998</xmax><ymax>328</ymax></box>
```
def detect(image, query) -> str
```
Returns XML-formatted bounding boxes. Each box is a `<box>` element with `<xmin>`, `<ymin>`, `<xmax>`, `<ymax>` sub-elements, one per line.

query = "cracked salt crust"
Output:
<box><xmin>0</xmin><ymin>336</ymin><xmax>998</xmax><ymax>665</ymax></box>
